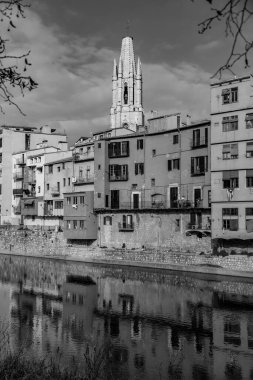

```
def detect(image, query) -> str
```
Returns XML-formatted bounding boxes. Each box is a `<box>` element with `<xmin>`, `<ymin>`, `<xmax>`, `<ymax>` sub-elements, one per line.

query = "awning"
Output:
<box><xmin>222</xmin><ymin>144</ymin><xmax>230</xmax><ymax>153</ymax></box>
<box><xmin>24</xmin><ymin>199</ymin><xmax>34</xmax><ymax>205</ymax></box>
<box><xmin>246</xmin><ymin>169</ymin><xmax>253</xmax><ymax>176</ymax></box>
<box><xmin>246</xmin><ymin>113</ymin><xmax>253</xmax><ymax>121</ymax></box>
<box><xmin>223</xmin><ymin>170</ymin><xmax>238</xmax><ymax>179</ymax></box>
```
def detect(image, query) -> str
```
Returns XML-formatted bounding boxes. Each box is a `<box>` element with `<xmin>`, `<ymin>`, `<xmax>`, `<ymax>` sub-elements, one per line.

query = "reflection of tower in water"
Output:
<box><xmin>62</xmin><ymin>275</ymin><xmax>98</xmax><ymax>343</ymax></box>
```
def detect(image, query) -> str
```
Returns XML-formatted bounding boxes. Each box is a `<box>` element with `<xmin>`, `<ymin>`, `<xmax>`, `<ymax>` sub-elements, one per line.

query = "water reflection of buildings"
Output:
<box><xmin>213</xmin><ymin>292</ymin><xmax>253</xmax><ymax>380</ymax></box>
<box><xmin>94</xmin><ymin>277</ymin><xmax>214</xmax><ymax>380</ymax></box>
<box><xmin>3</xmin><ymin>256</ymin><xmax>253</xmax><ymax>379</ymax></box>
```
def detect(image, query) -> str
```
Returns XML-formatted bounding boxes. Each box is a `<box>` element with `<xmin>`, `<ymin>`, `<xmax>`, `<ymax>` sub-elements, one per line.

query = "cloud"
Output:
<box><xmin>195</xmin><ymin>40</ymin><xmax>221</xmax><ymax>51</ymax></box>
<box><xmin>1</xmin><ymin>8</ymin><xmax>211</xmax><ymax>145</ymax></box>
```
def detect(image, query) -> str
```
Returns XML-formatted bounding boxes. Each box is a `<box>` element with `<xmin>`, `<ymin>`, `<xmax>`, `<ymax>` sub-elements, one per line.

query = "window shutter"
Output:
<box><xmin>191</xmin><ymin>158</ymin><xmax>194</xmax><ymax>174</ymax></box>
<box><xmin>135</xmin><ymin>163</ymin><xmax>138</xmax><ymax>175</ymax></box>
<box><xmin>231</xmin><ymin>144</ymin><xmax>238</xmax><ymax>156</ymax></box>
<box><xmin>108</xmin><ymin>143</ymin><xmax>112</xmax><ymax>157</ymax></box>
<box><xmin>168</xmin><ymin>160</ymin><xmax>172</xmax><ymax>171</ymax></box>
<box><xmin>140</xmin><ymin>163</ymin><xmax>144</xmax><ymax>175</ymax></box>
<box><xmin>199</xmin><ymin>156</ymin><xmax>205</xmax><ymax>172</ymax></box>
<box><xmin>140</xmin><ymin>139</ymin><xmax>143</xmax><ymax>149</ymax></box>
<box><xmin>230</xmin><ymin>219</ymin><xmax>238</xmax><ymax>231</ymax></box>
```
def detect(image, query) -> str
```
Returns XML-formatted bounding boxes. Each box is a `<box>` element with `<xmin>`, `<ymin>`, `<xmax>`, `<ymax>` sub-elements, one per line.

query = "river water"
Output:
<box><xmin>0</xmin><ymin>254</ymin><xmax>253</xmax><ymax>379</ymax></box>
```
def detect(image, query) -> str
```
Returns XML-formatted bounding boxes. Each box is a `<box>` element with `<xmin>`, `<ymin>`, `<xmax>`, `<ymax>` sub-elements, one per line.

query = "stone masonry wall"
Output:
<box><xmin>99</xmin><ymin>212</ymin><xmax>211</xmax><ymax>253</ymax></box>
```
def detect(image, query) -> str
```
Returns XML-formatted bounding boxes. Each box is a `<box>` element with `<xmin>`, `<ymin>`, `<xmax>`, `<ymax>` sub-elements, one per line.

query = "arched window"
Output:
<box><xmin>124</xmin><ymin>83</ymin><xmax>128</xmax><ymax>104</ymax></box>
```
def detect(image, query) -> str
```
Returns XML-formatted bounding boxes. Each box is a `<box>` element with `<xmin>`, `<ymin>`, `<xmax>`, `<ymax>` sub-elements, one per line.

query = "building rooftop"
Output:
<box><xmin>44</xmin><ymin>156</ymin><xmax>73</xmax><ymax>166</ymax></box>
<box><xmin>210</xmin><ymin>75</ymin><xmax>251</xmax><ymax>87</ymax></box>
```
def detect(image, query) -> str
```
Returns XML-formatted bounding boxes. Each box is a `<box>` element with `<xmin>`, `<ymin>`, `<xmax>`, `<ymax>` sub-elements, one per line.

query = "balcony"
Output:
<box><xmin>13</xmin><ymin>188</ymin><xmax>23</xmax><ymax>196</ymax></box>
<box><xmin>26</xmin><ymin>176</ymin><xmax>36</xmax><ymax>184</ymax></box>
<box><xmin>191</xmin><ymin>169</ymin><xmax>206</xmax><ymax>177</ymax></box>
<box><xmin>73</xmin><ymin>176</ymin><xmax>94</xmax><ymax>185</ymax></box>
<box><xmin>51</xmin><ymin>187</ymin><xmax>60</xmax><ymax>196</ymax></box>
<box><xmin>191</xmin><ymin>138</ymin><xmax>208</xmax><ymax>149</ymax></box>
<box><xmin>13</xmin><ymin>172</ymin><xmax>24</xmax><ymax>181</ymax></box>
<box><xmin>13</xmin><ymin>205</ymin><xmax>21</xmax><ymax>214</ymax></box>
<box><xmin>118</xmin><ymin>222</ymin><xmax>134</xmax><ymax>231</ymax></box>
<box><xmin>109</xmin><ymin>173</ymin><xmax>128</xmax><ymax>182</ymax></box>
<box><xmin>73</xmin><ymin>152</ymin><xmax>94</xmax><ymax>162</ymax></box>
<box><xmin>109</xmin><ymin>200</ymin><xmax>206</xmax><ymax>210</ymax></box>
<box><xmin>16</xmin><ymin>158</ymin><xmax>26</xmax><ymax>166</ymax></box>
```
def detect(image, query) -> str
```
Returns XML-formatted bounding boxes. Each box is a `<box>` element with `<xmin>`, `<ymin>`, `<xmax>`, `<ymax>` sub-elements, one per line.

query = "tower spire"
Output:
<box><xmin>110</xmin><ymin>36</ymin><xmax>144</xmax><ymax>130</ymax></box>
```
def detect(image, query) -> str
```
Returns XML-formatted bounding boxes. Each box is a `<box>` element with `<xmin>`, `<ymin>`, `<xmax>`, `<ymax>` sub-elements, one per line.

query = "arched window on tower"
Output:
<box><xmin>124</xmin><ymin>83</ymin><xmax>128</xmax><ymax>104</ymax></box>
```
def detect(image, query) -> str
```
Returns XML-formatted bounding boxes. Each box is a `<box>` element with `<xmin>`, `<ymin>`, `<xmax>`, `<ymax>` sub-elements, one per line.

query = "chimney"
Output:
<box><xmin>186</xmin><ymin>114</ymin><xmax>191</xmax><ymax>126</ymax></box>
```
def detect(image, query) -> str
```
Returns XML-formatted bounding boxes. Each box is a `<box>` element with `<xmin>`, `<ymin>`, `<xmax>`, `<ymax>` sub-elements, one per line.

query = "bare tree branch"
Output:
<box><xmin>0</xmin><ymin>0</ymin><xmax>37</xmax><ymax>114</ymax></box>
<box><xmin>196</xmin><ymin>0</ymin><xmax>253</xmax><ymax>78</ymax></box>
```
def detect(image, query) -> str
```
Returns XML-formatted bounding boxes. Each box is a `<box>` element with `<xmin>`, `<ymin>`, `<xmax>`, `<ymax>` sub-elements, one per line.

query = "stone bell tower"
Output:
<box><xmin>110</xmin><ymin>36</ymin><xmax>144</xmax><ymax>130</ymax></box>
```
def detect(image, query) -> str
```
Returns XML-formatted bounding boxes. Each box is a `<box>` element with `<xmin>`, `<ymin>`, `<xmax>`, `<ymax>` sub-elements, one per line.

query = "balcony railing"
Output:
<box><xmin>74</xmin><ymin>176</ymin><xmax>94</xmax><ymax>185</ymax></box>
<box><xmin>13</xmin><ymin>188</ymin><xmax>23</xmax><ymax>195</ymax></box>
<box><xmin>110</xmin><ymin>200</ymin><xmax>206</xmax><ymax>210</ymax></box>
<box><xmin>73</xmin><ymin>152</ymin><xmax>94</xmax><ymax>162</ymax></box>
<box><xmin>187</xmin><ymin>223</ymin><xmax>211</xmax><ymax>230</ymax></box>
<box><xmin>118</xmin><ymin>222</ymin><xmax>134</xmax><ymax>231</ymax></box>
<box><xmin>13</xmin><ymin>205</ymin><xmax>21</xmax><ymax>214</ymax></box>
<box><xmin>15</xmin><ymin>158</ymin><xmax>26</xmax><ymax>166</ymax></box>
<box><xmin>191</xmin><ymin>138</ymin><xmax>208</xmax><ymax>149</ymax></box>
<box><xmin>191</xmin><ymin>169</ymin><xmax>206</xmax><ymax>177</ymax></box>
<box><xmin>13</xmin><ymin>172</ymin><xmax>24</xmax><ymax>181</ymax></box>
<box><xmin>109</xmin><ymin>174</ymin><xmax>128</xmax><ymax>182</ymax></box>
<box><xmin>51</xmin><ymin>187</ymin><xmax>60</xmax><ymax>196</ymax></box>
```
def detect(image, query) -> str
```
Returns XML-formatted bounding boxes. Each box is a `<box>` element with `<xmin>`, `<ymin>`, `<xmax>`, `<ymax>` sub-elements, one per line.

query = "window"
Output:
<box><xmin>66</xmin><ymin>197</ymin><xmax>71</xmax><ymax>205</ymax></box>
<box><xmin>111</xmin><ymin>190</ymin><xmax>119</xmax><ymax>209</ymax></box>
<box><xmin>66</xmin><ymin>220</ymin><xmax>71</xmax><ymax>230</ymax></box>
<box><xmin>105</xmin><ymin>195</ymin><xmax>109</xmax><ymax>207</ymax></box>
<box><xmin>98</xmin><ymin>143</ymin><xmax>101</xmax><ymax>148</ymax></box>
<box><xmin>80</xmin><ymin>196</ymin><xmax>85</xmax><ymax>204</ymax></box>
<box><xmin>63</xmin><ymin>178</ymin><xmax>66</xmax><ymax>187</ymax></box>
<box><xmin>48</xmin><ymin>165</ymin><xmax>53</xmax><ymax>174</ymax></box>
<box><xmin>98</xmin><ymin>164</ymin><xmax>101</xmax><ymax>170</ymax></box>
<box><xmin>173</xmin><ymin>134</ymin><xmax>179</xmax><ymax>144</ymax></box>
<box><xmin>223</xmin><ymin>170</ymin><xmax>239</xmax><ymax>188</ymax></box>
<box><xmin>55</xmin><ymin>201</ymin><xmax>63</xmax><ymax>209</ymax></box>
<box><xmin>191</xmin><ymin>156</ymin><xmax>208</xmax><ymax>176</ymax></box>
<box><xmin>47</xmin><ymin>183</ymin><xmax>49</xmax><ymax>191</ymax></box>
<box><xmin>222</xmin><ymin>143</ymin><xmax>238</xmax><ymax>159</ymax></box>
<box><xmin>25</xmin><ymin>133</ymin><xmax>30</xmax><ymax>150</ymax></box>
<box><xmin>0</xmin><ymin>153</ymin><xmax>2</xmax><ymax>163</ymax></box>
<box><xmin>222</xmin><ymin>208</ymin><xmax>238</xmax><ymax>231</ymax></box>
<box><xmin>222</xmin><ymin>115</ymin><xmax>238</xmax><ymax>132</ymax></box>
<box><xmin>122</xmin><ymin>214</ymin><xmax>133</xmax><ymax>228</ymax></box>
<box><xmin>151</xmin><ymin>178</ymin><xmax>155</xmax><ymax>186</ymax></box>
<box><xmin>246</xmin><ymin>113</ymin><xmax>253</xmax><ymax>129</ymax></box>
<box><xmin>137</xmin><ymin>139</ymin><xmax>143</xmax><ymax>150</ymax></box>
<box><xmin>246</xmin><ymin>208</ymin><xmax>253</xmax><ymax>232</ymax></box>
<box><xmin>38</xmin><ymin>186</ymin><xmax>41</xmax><ymax>193</ymax></box>
<box><xmin>68</xmin><ymin>177</ymin><xmax>70</xmax><ymax>186</ymax></box>
<box><xmin>222</xmin><ymin>87</ymin><xmax>238</xmax><ymax>104</ymax></box>
<box><xmin>168</xmin><ymin>158</ymin><xmax>180</xmax><ymax>170</ymax></box>
<box><xmin>173</xmin><ymin>159</ymin><xmax>180</xmax><ymax>170</ymax></box>
<box><xmin>98</xmin><ymin>193</ymin><xmax>101</xmax><ymax>198</ymax></box>
<box><xmin>246</xmin><ymin>170</ymin><xmax>253</xmax><ymax>187</ymax></box>
<box><xmin>73</xmin><ymin>196</ymin><xmax>78</xmax><ymax>205</ymax></box>
<box><xmin>57</xmin><ymin>182</ymin><xmax>60</xmax><ymax>191</ymax></box>
<box><xmin>73</xmin><ymin>220</ymin><xmax>78</xmax><ymax>229</ymax></box>
<box><xmin>0</xmin><ymin>184</ymin><xmax>2</xmax><ymax>194</ymax></box>
<box><xmin>80</xmin><ymin>220</ymin><xmax>85</xmax><ymax>229</ymax></box>
<box><xmin>109</xmin><ymin>164</ymin><xmax>128</xmax><ymax>181</ymax></box>
<box><xmin>62</xmin><ymin>163</ymin><xmax>65</xmax><ymax>169</ymax></box>
<box><xmin>208</xmin><ymin>190</ymin><xmax>211</xmax><ymax>208</ymax></box>
<box><xmin>108</xmin><ymin>141</ymin><xmax>129</xmax><ymax>158</ymax></box>
<box><xmin>246</xmin><ymin>142</ymin><xmax>253</xmax><ymax>158</ymax></box>
<box><xmin>57</xmin><ymin>166</ymin><xmax>60</xmax><ymax>172</ymax></box>
<box><xmin>152</xmin><ymin>149</ymin><xmax>156</xmax><ymax>157</ymax></box>
<box><xmin>0</xmin><ymin>138</ymin><xmax>2</xmax><ymax>148</ymax></box>
<box><xmin>135</xmin><ymin>163</ymin><xmax>144</xmax><ymax>175</ymax></box>
<box><xmin>104</xmin><ymin>216</ymin><xmax>112</xmax><ymax>225</ymax></box>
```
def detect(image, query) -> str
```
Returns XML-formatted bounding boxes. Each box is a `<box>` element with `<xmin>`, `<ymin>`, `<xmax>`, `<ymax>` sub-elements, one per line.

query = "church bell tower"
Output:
<box><xmin>110</xmin><ymin>36</ymin><xmax>144</xmax><ymax>130</ymax></box>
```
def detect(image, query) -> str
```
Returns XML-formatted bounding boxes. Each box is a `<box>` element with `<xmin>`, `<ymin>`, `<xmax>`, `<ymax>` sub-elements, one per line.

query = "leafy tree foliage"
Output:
<box><xmin>0</xmin><ymin>0</ymin><xmax>37</xmax><ymax>114</ymax></box>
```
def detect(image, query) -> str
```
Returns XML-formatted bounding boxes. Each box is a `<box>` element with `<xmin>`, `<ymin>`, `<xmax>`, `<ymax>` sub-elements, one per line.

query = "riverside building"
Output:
<box><xmin>1</xmin><ymin>125</ymin><xmax>67</xmax><ymax>225</ymax></box>
<box><xmin>211</xmin><ymin>75</ymin><xmax>253</xmax><ymax>249</ymax></box>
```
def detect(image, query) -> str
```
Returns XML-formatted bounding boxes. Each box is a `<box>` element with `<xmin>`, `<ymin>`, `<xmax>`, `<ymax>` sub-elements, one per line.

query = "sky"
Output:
<box><xmin>1</xmin><ymin>0</ymin><xmax>253</xmax><ymax>145</ymax></box>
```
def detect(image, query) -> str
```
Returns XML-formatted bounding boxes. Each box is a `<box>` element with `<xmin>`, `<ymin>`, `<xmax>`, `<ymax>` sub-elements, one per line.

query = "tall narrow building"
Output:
<box><xmin>110</xmin><ymin>36</ymin><xmax>144</xmax><ymax>130</ymax></box>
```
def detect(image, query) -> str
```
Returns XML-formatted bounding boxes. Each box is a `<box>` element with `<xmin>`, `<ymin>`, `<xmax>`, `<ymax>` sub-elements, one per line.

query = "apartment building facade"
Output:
<box><xmin>211</xmin><ymin>75</ymin><xmax>253</xmax><ymax>248</ymax></box>
<box><xmin>94</xmin><ymin>114</ymin><xmax>211</xmax><ymax>248</ymax></box>
<box><xmin>0</xmin><ymin>125</ymin><xmax>67</xmax><ymax>225</ymax></box>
